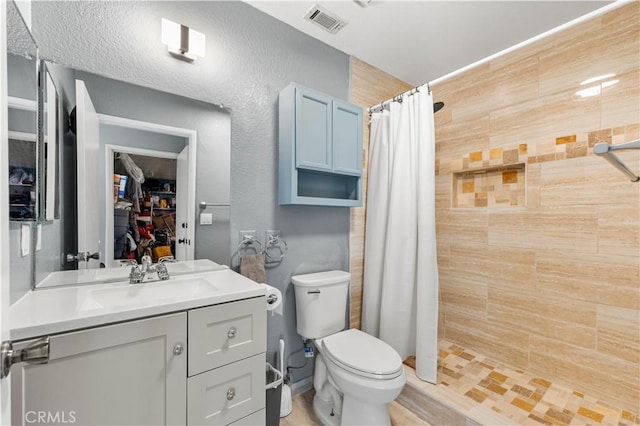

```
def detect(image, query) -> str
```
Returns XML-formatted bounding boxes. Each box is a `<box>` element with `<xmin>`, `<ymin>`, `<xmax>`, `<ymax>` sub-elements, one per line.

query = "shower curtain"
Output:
<box><xmin>362</xmin><ymin>88</ymin><xmax>439</xmax><ymax>383</ymax></box>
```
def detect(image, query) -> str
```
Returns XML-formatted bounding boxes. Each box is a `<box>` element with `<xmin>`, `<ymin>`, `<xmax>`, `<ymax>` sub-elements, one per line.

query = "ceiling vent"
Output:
<box><xmin>304</xmin><ymin>4</ymin><xmax>347</xmax><ymax>34</ymax></box>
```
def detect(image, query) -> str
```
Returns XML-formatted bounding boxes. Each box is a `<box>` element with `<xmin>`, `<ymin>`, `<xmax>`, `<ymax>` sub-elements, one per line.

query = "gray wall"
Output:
<box><xmin>29</xmin><ymin>1</ymin><xmax>352</xmax><ymax>384</ymax></box>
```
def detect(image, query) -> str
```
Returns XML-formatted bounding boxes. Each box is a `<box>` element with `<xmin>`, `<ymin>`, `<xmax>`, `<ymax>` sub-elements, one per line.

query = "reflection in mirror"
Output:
<box><xmin>33</xmin><ymin>65</ymin><xmax>231</xmax><ymax>289</ymax></box>
<box><xmin>7</xmin><ymin>0</ymin><xmax>38</xmax><ymax>221</ymax></box>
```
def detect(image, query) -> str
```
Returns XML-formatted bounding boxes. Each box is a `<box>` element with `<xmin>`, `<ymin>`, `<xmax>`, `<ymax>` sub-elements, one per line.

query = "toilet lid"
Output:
<box><xmin>321</xmin><ymin>329</ymin><xmax>403</xmax><ymax>379</ymax></box>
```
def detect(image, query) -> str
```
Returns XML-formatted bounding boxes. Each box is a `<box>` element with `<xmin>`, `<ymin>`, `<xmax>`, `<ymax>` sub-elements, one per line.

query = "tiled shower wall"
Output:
<box><xmin>432</xmin><ymin>3</ymin><xmax>639</xmax><ymax>411</ymax></box>
<box><xmin>349</xmin><ymin>3</ymin><xmax>639</xmax><ymax>412</ymax></box>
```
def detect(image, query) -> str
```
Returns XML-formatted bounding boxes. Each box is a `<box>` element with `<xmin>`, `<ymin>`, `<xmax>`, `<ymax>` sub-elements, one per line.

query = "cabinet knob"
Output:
<box><xmin>173</xmin><ymin>344</ymin><xmax>184</xmax><ymax>356</ymax></box>
<box><xmin>227</xmin><ymin>327</ymin><xmax>237</xmax><ymax>339</ymax></box>
<box><xmin>227</xmin><ymin>387</ymin><xmax>236</xmax><ymax>401</ymax></box>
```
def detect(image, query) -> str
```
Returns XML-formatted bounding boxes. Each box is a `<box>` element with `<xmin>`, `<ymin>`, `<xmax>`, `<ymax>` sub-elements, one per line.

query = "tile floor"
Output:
<box><xmin>280</xmin><ymin>339</ymin><xmax>639</xmax><ymax>426</ymax></box>
<box><xmin>403</xmin><ymin>339</ymin><xmax>640</xmax><ymax>426</ymax></box>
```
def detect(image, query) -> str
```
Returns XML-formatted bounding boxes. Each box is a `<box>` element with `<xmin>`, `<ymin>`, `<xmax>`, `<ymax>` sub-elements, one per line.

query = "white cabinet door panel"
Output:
<box><xmin>11</xmin><ymin>313</ymin><xmax>187</xmax><ymax>425</ymax></box>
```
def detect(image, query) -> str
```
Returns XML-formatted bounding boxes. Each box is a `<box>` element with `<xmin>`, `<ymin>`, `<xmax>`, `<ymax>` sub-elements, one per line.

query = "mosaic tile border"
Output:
<box><xmin>436</xmin><ymin>123</ymin><xmax>640</xmax><ymax>176</ymax></box>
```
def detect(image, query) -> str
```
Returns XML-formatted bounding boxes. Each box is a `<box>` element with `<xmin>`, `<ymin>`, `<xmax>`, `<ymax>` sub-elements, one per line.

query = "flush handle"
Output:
<box><xmin>307</xmin><ymin>289</ymin><xmax>321</xmax><ymax>294</ymax></box>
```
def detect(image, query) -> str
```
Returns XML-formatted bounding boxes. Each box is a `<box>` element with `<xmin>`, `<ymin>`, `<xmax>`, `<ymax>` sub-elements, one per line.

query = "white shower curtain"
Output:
<box><xmin>362</xmin><ymin>88</ymin><xmax>439</xmax><ymax>383</ymax></box>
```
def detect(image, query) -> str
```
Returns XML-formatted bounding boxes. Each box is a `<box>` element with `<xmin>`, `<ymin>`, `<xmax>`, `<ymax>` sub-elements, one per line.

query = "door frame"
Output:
<box><xmin>99</xmin><ymin>114</ymin><xmax>197</xmax><ymax>267</ymax></box>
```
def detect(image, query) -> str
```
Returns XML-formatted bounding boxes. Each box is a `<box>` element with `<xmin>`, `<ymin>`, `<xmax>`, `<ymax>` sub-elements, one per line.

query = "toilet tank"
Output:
<box><xmin>291</xmin><ymin>270</ymin><xmax>350</xmax><ymax>339</ymax></box>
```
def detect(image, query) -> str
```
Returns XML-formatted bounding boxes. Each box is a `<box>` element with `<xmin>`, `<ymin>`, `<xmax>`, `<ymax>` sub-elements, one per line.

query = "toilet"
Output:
<box><xmin>291</xmin><ymin>270</ymin><xmax>406</xmax><ymax>426</ymax></box>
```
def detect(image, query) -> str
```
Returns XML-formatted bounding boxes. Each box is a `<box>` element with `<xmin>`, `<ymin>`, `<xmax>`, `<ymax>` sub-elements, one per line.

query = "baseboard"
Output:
<box><xmin>289</xmin><ymin>376</ymin><xmax>314</xmax><ymax>398</ymax></box>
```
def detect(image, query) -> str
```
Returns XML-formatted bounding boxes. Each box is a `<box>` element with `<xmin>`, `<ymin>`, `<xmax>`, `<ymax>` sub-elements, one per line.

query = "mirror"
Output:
<box><xmin>33</xmin><ymin>65</ymin><xmax>231</xmax><ymax>287</ymax></box>
<box><xmin>7</xmin><ymin>0</ymin><xmax>38</xmax><ymax>221</ymax></box>
<box><xmin>5</xmin><ymin>0</ymin><xmax>231</xmax><ymax>291</ymax></box>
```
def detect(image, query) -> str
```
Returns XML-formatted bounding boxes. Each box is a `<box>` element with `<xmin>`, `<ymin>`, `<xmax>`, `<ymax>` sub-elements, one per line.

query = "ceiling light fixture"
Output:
<box><xmin>161</xmin><ymin>18</ymin><xmax>205</xmax><ymax>62</ymax></box>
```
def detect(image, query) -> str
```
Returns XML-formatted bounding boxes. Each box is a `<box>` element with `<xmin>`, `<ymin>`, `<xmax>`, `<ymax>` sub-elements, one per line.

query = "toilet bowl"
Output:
<box><xmin>291</xmin><ymin>271</ymin><xmax>407</xmax><ymax>426</ymax></box>
<box><xmin>315</xmin><ymin>329</ymin><xmax>406</xmax><ymax>425</ymax></box>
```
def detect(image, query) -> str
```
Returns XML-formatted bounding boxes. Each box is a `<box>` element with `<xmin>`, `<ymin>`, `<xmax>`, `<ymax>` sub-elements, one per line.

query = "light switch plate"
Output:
<box><xmin>36</xmin><ymin>224</ymin><xmax>42</xmax><ymax>251</ymax></box>
<box><xmin>200</xmin><ymin>213</ymin><xmax>213</xmax><ymax>225</ymax></box>
<box><xmin>21</xmin><ymin>224</ymin><xmax>30</xmax><ymax>257</ymax></box>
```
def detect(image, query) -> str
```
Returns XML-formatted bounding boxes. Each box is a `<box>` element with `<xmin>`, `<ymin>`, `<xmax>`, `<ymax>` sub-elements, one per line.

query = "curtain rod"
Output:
<box><xmin>593</xmin><ymin>139</ymin><xmax>640</xmax><ymax>182</ymax></box>
<box><xmin>367</xmin><ymin>82</ymin><xmax>430</xmax><ymax>114</ymax></box>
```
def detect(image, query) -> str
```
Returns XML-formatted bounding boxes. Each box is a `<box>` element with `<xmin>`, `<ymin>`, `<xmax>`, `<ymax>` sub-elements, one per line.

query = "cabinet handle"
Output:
<box><xmin>227</xmin><ymin>387</ymin><xmax>236</xmax><ymax>401</ymax></box>
<box><xmin>173</xmin><ymin>344</ymin><xmax>184</xmax><ymax>356</ymax></box>
<box><xmin>1</xmin><ymin>336</ymin><xmax>50</xmax><ymax>379</ymax></box>
<box><xmin>227</xmin><ymin>327</ymin><xmax>237</xmax><ymax>339</ymax></box>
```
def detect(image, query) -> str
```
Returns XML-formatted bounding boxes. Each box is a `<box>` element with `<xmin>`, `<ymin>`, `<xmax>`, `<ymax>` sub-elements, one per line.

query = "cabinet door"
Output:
<box><xmin>332</xmin><ymin>99</ymin><xmax>363</xmax><ymax>176</ymax></box>
<box><xmin>12</xmin><ymin>313</ymin><xmax>187</xmax><ymax>426</ymax></box>
<box><xmin>295</xmin><ymin>87</ymin><xmax>333</xmax><ymax>172</ymax></box>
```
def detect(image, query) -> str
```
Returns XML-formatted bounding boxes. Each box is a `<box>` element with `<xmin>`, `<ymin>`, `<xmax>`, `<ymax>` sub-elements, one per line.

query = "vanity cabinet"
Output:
<box><xmin>11</xmin><ymin>313</ymin><xmax>188</xmax><ymax>425</ymax></box>
<box><xmin>279</xmin><ymin>83</ymin><xmax>363</xmax><ymax>207</ymax></box>
<box><xmin>11</xmin><ymin>297</ymin><xmax>266</xmax><ymax>426</ymax></box>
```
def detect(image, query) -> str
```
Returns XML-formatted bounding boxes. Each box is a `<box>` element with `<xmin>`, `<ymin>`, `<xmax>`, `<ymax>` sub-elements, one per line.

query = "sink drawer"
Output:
<box><xmin>187</xmin><ymin>353</ymin><xmax>265</xmax><ymax>426</ymax></box>
<box><xmin>188</xmin><ymin>296</ymin><xmax>265</xmax><ymax>376</ymax></box>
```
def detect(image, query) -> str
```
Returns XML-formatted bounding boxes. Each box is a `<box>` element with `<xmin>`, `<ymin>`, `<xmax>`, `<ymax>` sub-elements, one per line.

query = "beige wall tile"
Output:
<box><xmin>488</xmin><ymin>206</ymin><xmax>599</xmax><ymax>252</ymax></box>
<box><xmin>487</xmin><ymin>285</ymin><xmax>597</xmax><ymax>349</ymax></box>
<box><xmin>445</xmin><ymin>310</ymin><xmax>530</xmax><ymax>367</ymax></box>
<box><xmin>529</xmin><ymin>335</ymin><xmax>639</xmax><ymax>409</ymax></box>
<box><xmin>598</xmin><ymin>203</ymin><xmax>640</xmax><ymax>257</ymax></box>
<box><xmin>597</xmin><ymin>305</ymin><xmax>640</xmax><ymax>364</ymax></box>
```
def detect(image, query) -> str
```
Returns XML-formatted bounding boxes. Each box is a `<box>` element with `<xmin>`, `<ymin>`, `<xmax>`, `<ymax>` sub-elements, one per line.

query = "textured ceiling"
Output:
<box><xmin>247</xmin><ymin>0</ymin><xmax>613</xmax><ymax>85</ymax></box>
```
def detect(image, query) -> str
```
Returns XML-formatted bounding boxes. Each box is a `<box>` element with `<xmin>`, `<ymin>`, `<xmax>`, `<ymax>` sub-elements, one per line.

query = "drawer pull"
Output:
<box><xmin>227</xmin><ymin>387</ymin><xmax>236</xmax><ymax>401</ymax></box>
<box><xmin>173</xmin><ymin>344</ymin><xmax>184</xmax><ymax>355</ymax></box>
<box><xmin>227</xmin><ymin>327</ymin><xmax>237</xmax><ymax>339</ymax></box>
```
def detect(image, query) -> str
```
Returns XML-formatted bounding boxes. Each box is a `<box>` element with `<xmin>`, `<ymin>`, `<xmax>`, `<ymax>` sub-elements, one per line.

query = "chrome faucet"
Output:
<box><xmin>129</xmin><ymin>255</ymin><xmax>170</xmax><ymax>284</ymax></box>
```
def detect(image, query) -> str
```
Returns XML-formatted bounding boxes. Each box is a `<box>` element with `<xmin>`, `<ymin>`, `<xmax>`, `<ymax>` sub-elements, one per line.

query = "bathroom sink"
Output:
<box><xmin>36</xmin><ymin>259</ymin><xmax>227</xmax><ymax>289</ymax></box>
<box><xmin>81</xmin><ymin>275</ymin><xmax>220</xmax><ymax>310</ymax></box>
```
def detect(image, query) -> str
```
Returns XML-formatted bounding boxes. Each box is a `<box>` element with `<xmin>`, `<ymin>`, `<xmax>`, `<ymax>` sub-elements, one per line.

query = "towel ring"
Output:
<box><xmin>263</xmin><ymin>235</ymin><xmax>288</xmax><ymax>263</ymax></box>
<box><xmin>237</xmin><ymin>237</ymin><xmax>262</xmax><ymax>257</ymax></box>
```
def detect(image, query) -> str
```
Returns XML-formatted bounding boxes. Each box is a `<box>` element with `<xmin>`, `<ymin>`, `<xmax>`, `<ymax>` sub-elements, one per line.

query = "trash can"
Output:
<box><xmin>265</xmin><ymin>362</ymin><xmax>283</xmax><ymax>426</ymax></box>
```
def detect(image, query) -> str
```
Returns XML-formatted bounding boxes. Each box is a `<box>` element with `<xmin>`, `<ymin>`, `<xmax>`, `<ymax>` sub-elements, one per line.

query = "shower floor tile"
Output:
<box><xmin>405</xmin><ymin>340</ymin><xmax>639</xmax><ymax>426</ymax></box>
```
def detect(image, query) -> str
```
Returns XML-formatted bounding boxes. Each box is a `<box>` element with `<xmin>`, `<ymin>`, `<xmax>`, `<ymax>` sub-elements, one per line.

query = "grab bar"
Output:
<box><xmin>593</xmin><ymin>139</ymin><xmax>640</xmax><ymax>182</ymax></box>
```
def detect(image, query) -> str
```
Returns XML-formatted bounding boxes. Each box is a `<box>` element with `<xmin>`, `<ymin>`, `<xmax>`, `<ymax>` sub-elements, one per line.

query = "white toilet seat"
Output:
<box><xmin>320</xmin><ymin>329</ymin><xmax>403</xmax><ymax>380</ymax></box>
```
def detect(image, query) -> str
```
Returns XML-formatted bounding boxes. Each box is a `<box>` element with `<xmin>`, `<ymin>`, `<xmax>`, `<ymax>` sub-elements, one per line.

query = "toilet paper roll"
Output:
<box><xmin>263</xmin><ymin>284</ymin><xmax>283</xmax><ymax>316</ymax></box>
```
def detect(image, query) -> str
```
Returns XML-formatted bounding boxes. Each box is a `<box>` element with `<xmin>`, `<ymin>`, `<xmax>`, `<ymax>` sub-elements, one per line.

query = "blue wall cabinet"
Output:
<box><xmin>279</xmin><ymin>83</ymin><xmax>363</xmax><ymax>207</ymax></box>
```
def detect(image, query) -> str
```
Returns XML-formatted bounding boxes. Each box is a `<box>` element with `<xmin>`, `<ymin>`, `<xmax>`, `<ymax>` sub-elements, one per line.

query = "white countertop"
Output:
<box><xmin>36</xmin><ymin>259</ymin><xmax>227</xmax><ymax>289</ymax></box>
<box><xmin>11</xmin><ymin>268</ymin><xmax>265</xmax><ymax>341</ymax></box>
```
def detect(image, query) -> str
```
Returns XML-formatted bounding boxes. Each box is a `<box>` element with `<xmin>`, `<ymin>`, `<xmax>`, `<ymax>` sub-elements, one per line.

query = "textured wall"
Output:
<box><xmin>433</xmin><ymin>3</ymin><xmax>639</xmax><ymax>410</ymax></box>
<box><xmin>348</xmin><ymin>57</ymin><xmax>412</xmax><ymax>329</ymax></box>
<box><xmin>28</xmin><ymin>1</ymin><xmax>351</xmax><ymax>384</ymax></box>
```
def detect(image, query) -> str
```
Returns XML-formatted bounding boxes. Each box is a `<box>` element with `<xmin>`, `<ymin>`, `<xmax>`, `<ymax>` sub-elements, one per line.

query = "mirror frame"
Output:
<box><xmin>38</xmin><ymin>60</ymin><xmax>60</xmax><ymax>222</ymax></box>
